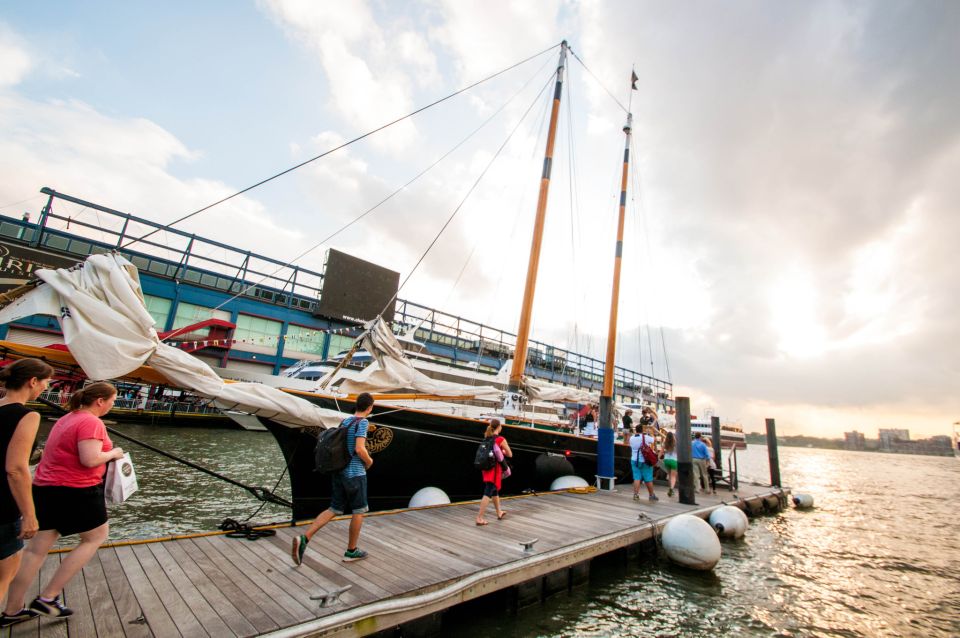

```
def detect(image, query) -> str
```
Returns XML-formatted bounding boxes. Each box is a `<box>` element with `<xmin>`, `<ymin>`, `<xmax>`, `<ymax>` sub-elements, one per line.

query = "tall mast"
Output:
<box><xmin>598</xmin><ymin>110</ymin><xmax>633</xmax><ymax>483</ymax></box>
<box><xmin>508</xmin><ymin>40</ymin><xmax>568</xmax><ymax>392</ymax></box>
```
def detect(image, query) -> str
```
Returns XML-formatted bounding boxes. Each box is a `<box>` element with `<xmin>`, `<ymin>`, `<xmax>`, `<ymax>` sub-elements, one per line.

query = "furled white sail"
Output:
<box><xmin>522</xmin><ymin>376</ymin><xmax>598</xmax><ymax>404</ymax></box>
<box><xmin>334</xmin><ymin>317</ymin><xmax>502</xmax><ymax>400</ymax></box>
<box><xmin>0</xmin><ymin>254</ymin><xmax>343</xmax><ymax>429</ymax></box>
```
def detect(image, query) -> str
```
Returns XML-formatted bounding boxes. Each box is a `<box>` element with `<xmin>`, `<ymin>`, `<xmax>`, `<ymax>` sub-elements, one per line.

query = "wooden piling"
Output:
<box><xmin>766</xmin><ymin>417</ymin><xmax>781</xmax><ymax>487</ymax></box>
<box><xmin>710</xmin><ymin>415</ymin><xmax>722</xmax><ymax>468</ymax></box>
<box><xmin>675</xmin><ymin>396</ymin><xmax>695</xmax><ymax>505</ymax></box>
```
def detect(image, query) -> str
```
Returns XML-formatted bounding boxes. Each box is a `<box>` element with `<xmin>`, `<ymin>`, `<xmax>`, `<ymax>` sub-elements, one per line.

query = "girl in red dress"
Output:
<box><xmin>475</xmin><ymin>418</ymin><xmax>512</xmax><ymax>525</ymax></box>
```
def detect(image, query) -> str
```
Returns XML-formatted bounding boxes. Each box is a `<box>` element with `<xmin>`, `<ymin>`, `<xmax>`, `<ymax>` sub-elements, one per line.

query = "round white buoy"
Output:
<box><xmin>408</xmin><ymin>487</ymin><xmax>450</xmax><ymax>508</ymax></box>
<box><xmin>709</xmin><ymin>506</ymin><xmax>747</xmax><ymax>539</ymax></box>
<box><xmin>550</xmin><ymin>475</ymin><xmax>590</xmax><ymax>490</ymax></box>
<box><xmin>661</xmin><ymin>514</ymin><xmax>722</xmax><ymax>570</ymax></box>
<box><xmin>792</xmin><ymin>493</ymin><xmax>814</xmax><ymax>509</ymax></box>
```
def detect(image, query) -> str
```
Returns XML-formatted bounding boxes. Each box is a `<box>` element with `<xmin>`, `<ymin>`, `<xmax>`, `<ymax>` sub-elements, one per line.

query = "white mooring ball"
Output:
<box><xmin>550</xmin><ymin>475</ymin><xmax>590</xmax><ymax>490</ymax></box>
<box><xmin>709</xmin><ymin>506</ymin><xmax>747</xmax><ymax>539</ymax></box>
<box><xmin>661</xmin><ymin>514</ymin><xmax>722</xmax><ymax>570</ymax></box>
<box><xmin>792</xmin><ymin>493</ymin><xmax>814</xmax><ymax>509</ymax></box>
<box><xmin>408</xmin><ymin>487</ymin><xmax>450</xmax><ymax>508</ymax></box>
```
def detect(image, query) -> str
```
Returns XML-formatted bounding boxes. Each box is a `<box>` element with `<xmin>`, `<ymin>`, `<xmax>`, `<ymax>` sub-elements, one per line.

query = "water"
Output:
<box><xmin>40</xmin><ymin>422</ymin><xmax>960</xmax><ymax>636</ymax></box>
<box><xmin>450</xmin><ymin>446</ymin><xmax>960</xmax><ymax>637</ymax></box>
<box><xmin>36</xmin><ymin>421</ymin><xmax>293</xmax><ymax>540</ymax></box>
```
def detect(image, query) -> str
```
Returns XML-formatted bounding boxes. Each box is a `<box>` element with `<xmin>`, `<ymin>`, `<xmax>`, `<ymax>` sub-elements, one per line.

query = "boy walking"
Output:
<box><xmin>292</xmin><ymin>392</ymin><xmax>375</xmax><ymax>565</ymax></box>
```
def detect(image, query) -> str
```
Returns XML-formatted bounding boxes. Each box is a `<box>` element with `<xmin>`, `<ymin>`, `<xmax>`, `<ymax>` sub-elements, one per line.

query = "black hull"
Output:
<box><xmin>266</xmin><ymin>396</ymin><xmax>634</xmax><ymax>519</ymax></box>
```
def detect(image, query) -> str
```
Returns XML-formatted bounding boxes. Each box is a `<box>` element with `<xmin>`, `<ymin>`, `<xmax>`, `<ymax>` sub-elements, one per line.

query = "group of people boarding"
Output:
<box><xmin>626</xmin><ymin>406</ymin><xmax>719</xmax><ymax>502</ymax></box>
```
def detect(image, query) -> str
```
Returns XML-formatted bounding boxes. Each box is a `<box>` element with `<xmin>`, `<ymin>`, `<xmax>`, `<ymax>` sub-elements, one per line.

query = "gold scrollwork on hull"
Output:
<box><xmin>365</xmin><ymin>426</ymin><xmax>394</xmax><ymax>454</ymax></box>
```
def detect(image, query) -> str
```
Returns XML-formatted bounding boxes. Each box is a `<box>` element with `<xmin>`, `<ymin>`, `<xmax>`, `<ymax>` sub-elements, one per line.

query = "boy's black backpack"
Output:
<box><xmin>473</xmin><ymin>436</ymin><xmax>497</xmax><ymax>471</ymax></box>
<box><xmin>314</xmin><ymin>417</ymin><xmax>359</xmax><ymax>474</ymax></box>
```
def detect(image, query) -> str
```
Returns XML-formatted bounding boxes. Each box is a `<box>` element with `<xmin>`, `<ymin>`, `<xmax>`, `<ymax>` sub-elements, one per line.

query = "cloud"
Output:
<box><xmin>0</xmin><ymin>24</ymin><xmax>32</xmax><ymax>88</ymax></box>
<box><xmin>0</xmin><ymin>90</ymin><xmax>307</xmax><ymax>271</ymax></box>
<box><xmin>258</xmin><ymin>0</ymin><xmax>423</xmax><ymax>154</ymax></box>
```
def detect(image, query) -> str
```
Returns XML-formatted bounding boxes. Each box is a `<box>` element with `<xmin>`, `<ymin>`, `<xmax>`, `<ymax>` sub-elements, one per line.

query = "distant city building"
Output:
<box><xmin>844</xmin><ymin>431</ymin><xmax>865</xmax><ymax>451</ymax></box>
<box><xmin>875</xmin><ymin>430</ymin><xmax>951</xmax><ymax>456</ymax></box>
<box><xmin>878</xmin><ymin>428</ymin><xmax>909</xmax><ymax>451</ymax></box>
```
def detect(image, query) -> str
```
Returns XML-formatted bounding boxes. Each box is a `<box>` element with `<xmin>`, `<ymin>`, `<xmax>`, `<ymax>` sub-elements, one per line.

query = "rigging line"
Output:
<box><xmin>0</xmin><ymin>193</ymin><xmax>44</xmax><ymax>212</ymax></box>
<box><xmin>629</xmin><ymin>156</ymin><xmax>655</xmax><ymax>377</ymax></box>
<box><xmin>568</xmin><ymin>48</ymin><xmax>629</xmax><ymax>115</ymax></box>
<box><xmin>379</xmin><ymin>68</ymin><xmax>558</xmax><ymax>319</ymax></box>
<box><xmin>481</xmin><ymin>93</ymin><xmax>547</xmax><ymax>328</ymax></box>
<box><xmin>634</xmin><ymin>163</ymin><xmax>658</xmax><ymax>380</ymax></box>
<box><xmin>436</xmin><ymin>53</ymin><xmax>559</xmax><ymax>314</ymax></box>
<box><xmin>563</xmin><ymin>63</ymin><xmax>580</xmax><ymax>355</ymax></box>
<box><xmin>120</xmin><ymin>42</ymin><xmax>563</xmax><ymax>252</ymax></box>
<box><xmin>161</xmin><ymin>58</ymin><xmax>556</xmax><ymax>341</ymax></box>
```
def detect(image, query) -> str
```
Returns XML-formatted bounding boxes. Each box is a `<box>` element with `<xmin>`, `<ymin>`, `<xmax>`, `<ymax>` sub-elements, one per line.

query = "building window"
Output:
<box><xmin>284</xmin><ymin>324</ymin><xmax>326</xmax><ymax>356</ymax></box>
<box><xmin>327</xmin><ymin>333</ymin><xmax>356</xmax><ymax>357</ymax></box>
<box><xmin>143</xmin><ymin>295</ymin><xmax>172</xmax><ymax>328</ymax></box>
<box><xmin>235</xmin><ymin>314</ymin><xmax>282</xmax><ymax>346</ymax></box>
<box><xmin>172</xmin><ymin>302</ymin><xmax>223</xmax><ymax>329</ymax></box>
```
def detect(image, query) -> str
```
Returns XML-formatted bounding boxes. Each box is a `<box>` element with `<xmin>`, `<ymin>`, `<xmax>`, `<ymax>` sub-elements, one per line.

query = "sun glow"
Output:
<box><xmin>770</xmin><ymin>268</ymin><xmax>827</xmax><ymax>358</ymax></box>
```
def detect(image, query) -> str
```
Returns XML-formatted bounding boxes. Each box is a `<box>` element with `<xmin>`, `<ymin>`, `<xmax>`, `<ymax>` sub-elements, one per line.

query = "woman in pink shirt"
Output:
<box><xmin>3</xmin><ymin>382</ymin><xmax>123</xmax><ymax>620</ymax></box>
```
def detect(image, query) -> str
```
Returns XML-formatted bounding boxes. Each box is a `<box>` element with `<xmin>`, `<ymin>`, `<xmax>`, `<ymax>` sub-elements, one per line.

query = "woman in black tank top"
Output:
<box><xmin>0</xmin><ymin>358</ymin><xmax>53</xmax><ymax>627</ymax></box>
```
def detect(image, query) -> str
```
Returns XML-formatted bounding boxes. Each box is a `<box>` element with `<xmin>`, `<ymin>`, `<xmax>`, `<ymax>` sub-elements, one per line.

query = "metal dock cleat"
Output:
<box><xmin>310</xmin><ymin>584</ymin><xmax>352</xmax><ymax>607</ymax></box>
<box><xmin>519</xmin><ymin>538</ymin><xmax>539</xmax><ymax>552</ymax></box>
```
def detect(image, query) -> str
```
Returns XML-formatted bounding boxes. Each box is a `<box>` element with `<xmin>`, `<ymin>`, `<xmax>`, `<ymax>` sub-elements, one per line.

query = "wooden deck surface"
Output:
<box><xmin>14</xmin><ymin>484</ymin><xmax>785</xmax><ymax>638</ymax></box>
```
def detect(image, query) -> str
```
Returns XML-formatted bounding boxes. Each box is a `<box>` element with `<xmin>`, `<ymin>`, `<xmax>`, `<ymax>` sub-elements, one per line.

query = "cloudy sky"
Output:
<box><xmin>1</xmin><ymin>1</ymin><xmax>957</xmax><ymax>438</ymax></box>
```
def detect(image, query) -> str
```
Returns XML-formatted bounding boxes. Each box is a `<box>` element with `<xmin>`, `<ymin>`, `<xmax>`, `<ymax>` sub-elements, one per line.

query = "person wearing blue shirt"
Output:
<box><xmin>691</xmin><ymin>432</ymin><xmax>710</xmax><ymax>494</ymax></box>
<box><xmin>292</xmin><ymin>392</ymin><xmax>375</xmax><ymax>565</ymax></box>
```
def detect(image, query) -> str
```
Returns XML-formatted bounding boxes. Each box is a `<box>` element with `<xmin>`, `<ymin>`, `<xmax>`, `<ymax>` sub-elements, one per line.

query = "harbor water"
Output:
<box><xmin>48</xmin><ymin>421</ymin><xmax>960</xmax><ymax>637</ymax></box>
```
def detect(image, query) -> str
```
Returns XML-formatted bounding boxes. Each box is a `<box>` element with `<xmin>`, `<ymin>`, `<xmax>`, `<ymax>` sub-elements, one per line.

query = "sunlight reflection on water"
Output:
<box><xmin>449</xmin><ymin>446</ymin><xmax>960</xmax><ymax>637</ymax></box>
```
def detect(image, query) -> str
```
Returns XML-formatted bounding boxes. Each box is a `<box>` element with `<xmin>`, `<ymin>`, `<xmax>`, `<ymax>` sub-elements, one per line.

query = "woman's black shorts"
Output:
<box><xmin>34</xmin><ymin>484</ymin><xmax>108</xmax><ymax>536</ymax></box>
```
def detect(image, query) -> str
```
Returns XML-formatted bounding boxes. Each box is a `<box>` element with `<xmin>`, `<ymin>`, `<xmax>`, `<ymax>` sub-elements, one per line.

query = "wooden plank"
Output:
<box><xmin>257</xmin><ymin>531</ymin><xmax>381</xmax><ymax>609</ymax></box>
<box><xmin>145</xmin><ymin>543</ymin><xmax>233</xmax><ymax>638</ymax></box>
<box><xmin>113</xmin><ymin>546</ymin><xmax>179</xmax><ymax>637</ymax></box>
<box><xmin>164</xmin><ymin>541</ymin><xmax>260</xmax><ymax>637</ymax></box>
<box><xmin>36</xmin><ymin>554</ymin><xmax>67</xmax><ymax>638</ymax></box>
<box><xmin>11</xmin><ymin>549</ymin><xmax>45</xmax><ymax>638</ymax></box>
<box><xmin>97</xmin><ymin>547</ymin><xmax>153</xmax><ymax>638</ymax></box>
<box><xmin>130</xmin><ymin>545</ymin><xmax>207</xmax><ymax>638</ymax></box>
<box><xmin>356</xmin><ymin>518</ymin><xmax>468</xmax><ymax>580</ymax></box>
<box><xmin>60</xmin><ymin>551</ymin><xmax>97</xmax><ymax>638</ymax></box>
<box><xmin>77</xmin><ymin>554</ymin><xmax>127</xmax><ymax>638</ymax></box>
<box><xmin>281</xmin><ymin>526</ymin><xmax>409</xmax><ymax>598</ymax></box>
<box><xmin>190</xmin><ymin>538</ymin><xmax>298</xmax><ymax>628</ymax></box>
<box><xmin>200</xmin><ymin>536</ymin><xmax>315</xmax><ymax>622</ymax></box>
<box><xmin>177</xmin><ymin>539</ymin><xmax>278</xmax><ymax>635</ymax></box>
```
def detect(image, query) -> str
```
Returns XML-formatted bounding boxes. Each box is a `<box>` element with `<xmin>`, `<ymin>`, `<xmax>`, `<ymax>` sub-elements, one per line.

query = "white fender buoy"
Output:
<box><xmin>792</xmin><ymin>493</ymin><xmax>814</xmax><ymax>509</ymax></box>
<box><xmin>408</xmin><ymin>487</ymin><xmax>450</xmax><ymax>508</ymax></box>
<box><xmin>709</xmin><ymin>506</ymin><xmax>747</xmax><ymax>539</ymax></box>
<box><xmin>550</xmin><ymin>475</ymin><xmax>589</xmax><ymax>490</ymax></box>
<box><xmin>661</xmin><ymin>514</ymin><xmax>722</xmax><ymax>570</ymax></box>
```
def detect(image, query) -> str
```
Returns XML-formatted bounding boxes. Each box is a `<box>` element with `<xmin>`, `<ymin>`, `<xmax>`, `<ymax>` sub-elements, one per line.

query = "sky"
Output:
<box><xmin>1</xmin><ymin>1</ymin><xmax>958</xmax><ymax>438</ymax></box>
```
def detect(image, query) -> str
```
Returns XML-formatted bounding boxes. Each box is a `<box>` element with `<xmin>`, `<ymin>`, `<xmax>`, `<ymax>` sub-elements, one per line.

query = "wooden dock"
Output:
<box><xmin>17</xmin><ymin>484</ymin><xmax>787</xmax><ymax>638</ymax></box>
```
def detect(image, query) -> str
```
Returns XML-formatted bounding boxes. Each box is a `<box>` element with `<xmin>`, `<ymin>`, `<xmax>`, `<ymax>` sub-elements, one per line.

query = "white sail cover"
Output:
<box><xmin>335</xmin><ymin>318</ymin><xmax>502</xmax><ymax>400</ymax></box>
<box><xmin>0</xmin><ymin>254</ymin><xmax>343</xmax><ymax>429</ymax></box>
<box><xmin>522</xmin><ymin>376</ymin><xmax>599</xmax><ymax>404</ymax></box>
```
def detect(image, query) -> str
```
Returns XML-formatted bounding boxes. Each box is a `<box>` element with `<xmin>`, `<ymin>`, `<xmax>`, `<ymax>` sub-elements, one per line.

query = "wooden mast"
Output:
<box><xmin>508</xmin><ymin>41</ymin><xmax>568</xmax><ymax>393</ymax></box>
<box><xmin>598</xmin><ymin>110</ymin><xmax>633</xmax><ymax>483</ymax></box>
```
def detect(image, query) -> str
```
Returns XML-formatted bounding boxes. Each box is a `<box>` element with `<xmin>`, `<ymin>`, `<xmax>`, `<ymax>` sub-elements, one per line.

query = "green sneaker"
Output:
<box><xmin>342</xmin><ymin>548</ymin><xmax>368</xmax><ymax>562</ymax></box>
<box><xmin>291</xmin><ymin>534</ymin><xmax>308</xmax><ymax>566</ymax></box>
